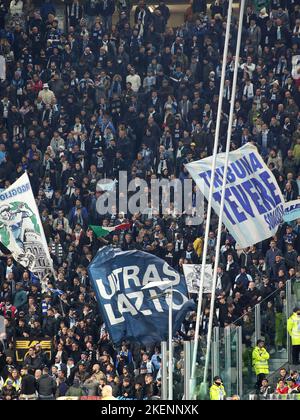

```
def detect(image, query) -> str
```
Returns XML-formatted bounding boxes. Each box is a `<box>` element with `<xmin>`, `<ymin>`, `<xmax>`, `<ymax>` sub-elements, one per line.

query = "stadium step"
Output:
<box><xmin>269</xmin><ymin>359</ymin><xmax>287</xmax><ymax>372</ymax></box>
<box><xmin>271</xmin><ymin>350</ymin><xmax>288</xmax><ymax>360</ymax></box>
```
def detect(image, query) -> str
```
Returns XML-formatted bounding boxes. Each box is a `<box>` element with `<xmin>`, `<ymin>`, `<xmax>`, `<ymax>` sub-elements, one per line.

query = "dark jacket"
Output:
<box><xmin>42</xmin><ymin>316</ymin><xmax>58</xmax><ymax>337</ymax></box>
<box><xmin>21</xmin><ymin>374</ymin><xmax>37</xmax><ymax>395</ymax></box>
<box><xmin>219</xmin><ymin>272</ymin><xmax>232</xmax><ymax>296</ymax></box>
<box><xmin>37</xmin><ymin>374</ymin><xmax>57</xmax><ymax>397</ymax></box>
<box><xmin>23</xmin><ymin>355</ymin><xmax>43</xmax><ymax>372</ymax></box>
<box><xmin>13</xmin><ymin>289</ymin><xmax>28</xmax><ymax>310</ymax></box>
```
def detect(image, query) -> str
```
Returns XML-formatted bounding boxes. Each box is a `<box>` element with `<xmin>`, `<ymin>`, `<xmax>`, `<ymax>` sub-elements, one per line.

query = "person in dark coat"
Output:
<box><xmin>37</xmin><ymin>367</ymin><xmax>57</xmax><ymax>400</ymax></box>
<box><xmin>20</xmin><ymin>366</ymin><xmax>37</xmax><ymax>400</ymax></box>
<box><xmin>42</xmin><ymin>308</ymin><xmax>58</xmax><ymax>338</ymax></box>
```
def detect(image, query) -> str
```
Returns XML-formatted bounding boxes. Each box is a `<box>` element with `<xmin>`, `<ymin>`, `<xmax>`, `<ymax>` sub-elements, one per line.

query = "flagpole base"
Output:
<box><xmin>189</xmin><ymin>378</ymin><xmax>197</xmax><ymax>400</ymax></box>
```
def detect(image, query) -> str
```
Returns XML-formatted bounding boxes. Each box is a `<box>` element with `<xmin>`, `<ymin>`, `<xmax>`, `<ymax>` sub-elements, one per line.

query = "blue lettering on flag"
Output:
<box><xmin>196</xmin><ymin>154</ymin><xmax>283</xmax><ymax>228</ymax></box>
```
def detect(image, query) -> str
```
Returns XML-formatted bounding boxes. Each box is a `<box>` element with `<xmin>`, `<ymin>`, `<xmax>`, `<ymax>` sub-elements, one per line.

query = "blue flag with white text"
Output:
<box><xmin>88</xmin><ymin>246</ymin><xmax>193</xmax><ymax>345</ymax></box>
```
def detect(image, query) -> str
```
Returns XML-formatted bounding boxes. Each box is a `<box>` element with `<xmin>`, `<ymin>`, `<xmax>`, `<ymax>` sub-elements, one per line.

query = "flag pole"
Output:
<box><xmin>202</xmin><ymin>0</ymin><xmax>246</xmax><ymax>391</ymax></box>
<box><xmin>190</xmin><ymin>0</ymin><xmax>234</xmax><ymax>395</ymax></box>
<box><xmin>168</xmin><ymin>284</ymin><xmax>173</xmax><ymax>400</ymax></box>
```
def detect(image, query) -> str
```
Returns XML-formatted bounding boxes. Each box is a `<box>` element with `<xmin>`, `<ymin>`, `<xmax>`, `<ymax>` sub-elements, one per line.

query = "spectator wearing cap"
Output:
<box><xmin>38</xmin><ymin>83</ymin><xmax>56</xmax><ymax>106</ymax></box>
<box><xmin>65</xmin><ymin>377</ymin><xmax>84</xmax><ymax>398</ymax></box>
<box><xmin>75</xmin><ymin>361</ymin><xmax>89</xmax><ymax>385</ymax></box>
<box><xmin>252</xmin><ymin>339</ymin><xmax>270</xmax><ymax>390</ymax></box>
<box><xmin>13</xmin><ymin>282</ymin><xmax>27</xmax><ymax>311</ymax></box>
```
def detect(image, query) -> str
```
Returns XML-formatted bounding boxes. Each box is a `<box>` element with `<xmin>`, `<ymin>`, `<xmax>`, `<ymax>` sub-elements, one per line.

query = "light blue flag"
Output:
<box><xmin>283</xmin><ymin>200</ymin><xmax>300</xmax><ymax>223</ymax></box>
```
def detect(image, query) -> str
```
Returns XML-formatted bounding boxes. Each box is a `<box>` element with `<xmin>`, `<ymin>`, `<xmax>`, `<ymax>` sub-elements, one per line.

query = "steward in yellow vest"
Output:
<box><xmin>287</xmin><ymin>307</ymin><xmax>300</xmax><ymax>365</ymax></box>
<box><xmin>252</xmin><ymin>339</ymin><xmax>270</xmax><ymax>389</ymax></box>
<box><xmin>210</xmin><ymin>376</ymin><xmax>226</xmax><ymax>400</ymax></box>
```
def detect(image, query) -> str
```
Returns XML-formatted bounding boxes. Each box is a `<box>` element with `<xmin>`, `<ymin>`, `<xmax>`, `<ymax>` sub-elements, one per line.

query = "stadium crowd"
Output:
<box><xmin>0</xmin><ymin>0</ymin><xmax>300</xmax><ymax>400</ymax></box>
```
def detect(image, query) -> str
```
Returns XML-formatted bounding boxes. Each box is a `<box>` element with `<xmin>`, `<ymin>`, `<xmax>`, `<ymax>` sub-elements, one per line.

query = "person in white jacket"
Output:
<box><xmin>126</xmin><ymin>67</ymin><xmax>141</xmax><ymax>93</ymax></box>
<box><xmin>9</xmin><ymin>0</ymin><xmax>23</xmax><ymax>15</ymax></box>
<box><xmin>38</xmin><ymin>83</ymin><xmax>56</xmax><ymax>106</ymax></box>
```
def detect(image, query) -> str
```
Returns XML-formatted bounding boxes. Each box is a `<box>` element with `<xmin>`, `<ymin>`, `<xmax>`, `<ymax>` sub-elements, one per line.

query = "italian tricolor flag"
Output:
<box><xmin>89</xmin><ymin>223</ymin><xmax>131</xmax><ymax>238</ymax></box>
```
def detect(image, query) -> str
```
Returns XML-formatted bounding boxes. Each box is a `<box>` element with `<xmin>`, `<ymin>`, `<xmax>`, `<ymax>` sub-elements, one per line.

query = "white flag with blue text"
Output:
<box><xmin>0</xmin><ymin>173</ymin><xmax>53</xmax><ymax>286</ymax></box>
<box><xmin>185</xmin><ymin>144</ymin><xmax>285</xmax><ymax>248</ymax></box>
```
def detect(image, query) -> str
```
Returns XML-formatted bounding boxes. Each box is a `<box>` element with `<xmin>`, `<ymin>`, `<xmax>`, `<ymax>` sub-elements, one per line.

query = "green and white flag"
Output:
<box><xmin>0</xmin><ymin>173</ymin><xmax>53</xmax><ymax>288</ymax></box>
<box><xmin>89</xmin><ymin>222</ymin><xmax>131</xmax><ymax>238</ymax></box>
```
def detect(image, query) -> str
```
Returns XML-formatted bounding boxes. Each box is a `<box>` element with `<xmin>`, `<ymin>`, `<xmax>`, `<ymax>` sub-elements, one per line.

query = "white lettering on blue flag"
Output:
<box><xmin>88</xmin><ymin>247</ymin><xmax>190</xmax><ymax>345</ymax></box>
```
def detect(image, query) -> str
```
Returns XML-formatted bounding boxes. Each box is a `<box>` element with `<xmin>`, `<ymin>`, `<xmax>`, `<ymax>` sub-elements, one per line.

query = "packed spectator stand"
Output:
<box><xmin>0</xmin><ymin>0</ymin><xmax>300</xmax><ymax>400</ymax></box>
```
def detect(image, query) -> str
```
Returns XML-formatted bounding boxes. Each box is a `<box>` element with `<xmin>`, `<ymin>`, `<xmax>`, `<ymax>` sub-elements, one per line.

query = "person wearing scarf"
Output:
<box><xmin>68</xmin><ymin>0</ymin><xmax>83</xmax><ymax>28</ymax></box>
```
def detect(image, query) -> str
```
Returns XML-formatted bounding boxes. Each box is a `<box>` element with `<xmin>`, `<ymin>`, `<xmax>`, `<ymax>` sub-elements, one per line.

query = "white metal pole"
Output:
<box><xmin>202</xmin><ymin>0</ymin><xmax>246</xmax><ymax>389</ymax></box>
<box><xmin>161</xmin><ymin>341</ymin><xmax>168</xmax><ymax>400</ymax></box>
<box><xmin>190</xmin><ymin>0</ymin><xmax>234</xmax><ymax>390</ymax></box>
<box><xmin>168</xmin><ymin>285</ymin><xmax>173</xmax><ymax>400</ymax></box>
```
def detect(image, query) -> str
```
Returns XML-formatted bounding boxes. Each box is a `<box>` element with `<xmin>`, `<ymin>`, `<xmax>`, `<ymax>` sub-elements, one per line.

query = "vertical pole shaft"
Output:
<box><xmin>255</xmin><ymin>304</ymin><xmax>261</xmax><ymax>346</ymax></box>
<box><xmin>161</xmin><ymin>341</ymin><xmax>168</xmax><ymax>400</ymax></box>
<box><xmin>202</xmin><ymin>0</ymin><xmax>246</xmax><ymax>390</ymax></box>
<box><xmin>190</xmin><ymin>0</ymin><xmax>234</xmax><ymax>388</ymax></box>
<box><xmin>184</xmin><ymin>341</ymin><xmax>191</xmax><ymax>400</ymax></box>
<box><xmin>169</xmin><ymin>286</ymin><xmax>173</xmax><ymax>400</ymax></box>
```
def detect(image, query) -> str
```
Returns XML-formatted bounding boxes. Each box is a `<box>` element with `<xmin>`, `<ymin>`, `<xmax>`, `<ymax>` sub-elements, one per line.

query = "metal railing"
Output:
<box><xmin>171</xmin><ymin>278</ymin><xmax>299</xmax><ymax>400</ymax></box>
<box><xmin>249</xmin><ymin>393</ymin><xmax>300</xmax><ymax>400</ymax></box>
